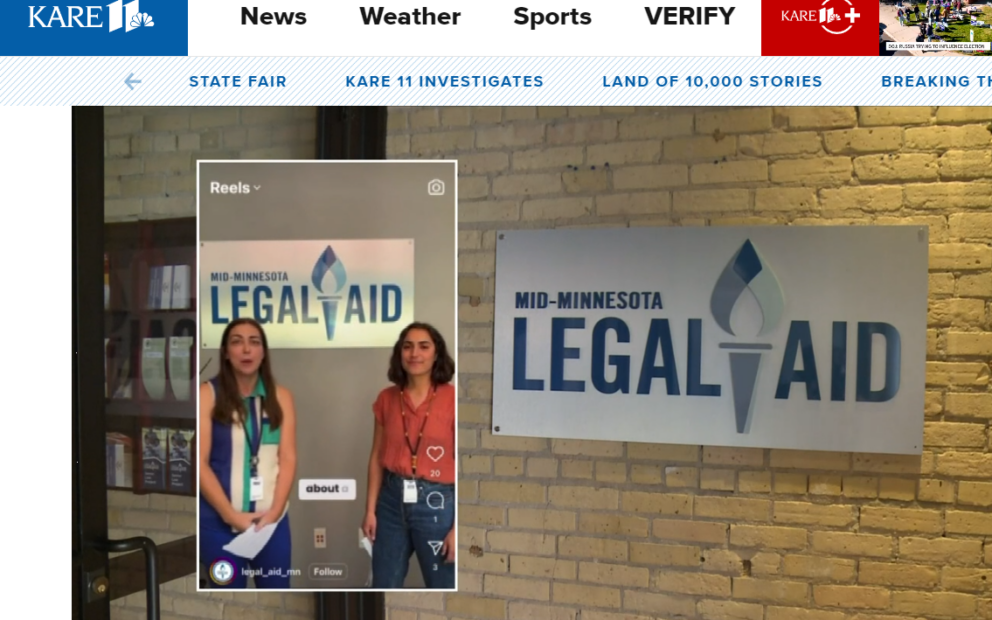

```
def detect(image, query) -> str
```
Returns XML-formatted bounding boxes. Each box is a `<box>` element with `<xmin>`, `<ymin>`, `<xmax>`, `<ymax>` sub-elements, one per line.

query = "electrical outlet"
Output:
<box><xmin>314</xmin><ymin>528</ymin><xmax>326</xmax><ymax>549</ymax></box>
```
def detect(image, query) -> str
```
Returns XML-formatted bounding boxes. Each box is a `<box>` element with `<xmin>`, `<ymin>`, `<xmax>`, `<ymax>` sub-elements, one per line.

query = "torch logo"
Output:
<box><xmin>311</xmin><ymin>246</ymin><xmax>348</xmax><ymax>341</ymax></box>
<box><xmin>710</xmin><ymin>239</ymin><xmax>785</xmax><ymax>433</ymax></box>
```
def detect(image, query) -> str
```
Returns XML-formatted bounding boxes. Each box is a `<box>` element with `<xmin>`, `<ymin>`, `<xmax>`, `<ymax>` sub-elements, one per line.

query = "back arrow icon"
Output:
<box><xmin>124</xmin><ymin>73</ymin><xmax>142</xmax><ymax>90</ymax></box>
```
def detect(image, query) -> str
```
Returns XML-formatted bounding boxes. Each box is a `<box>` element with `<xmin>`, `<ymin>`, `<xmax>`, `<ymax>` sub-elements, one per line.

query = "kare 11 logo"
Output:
<box><xmin>28</xmin><ymin>0</ymin><xmax>153</xmax><ymax>31</ymax></box>
<box><xmin>201</xmin><ymin>239</ymin><xmax>415</xmax><ymax>349</ymax></box>
<box><xmin>510</xmin><ymin>238</ymin><xmax>901</xmax><ymax>435</ymax></box>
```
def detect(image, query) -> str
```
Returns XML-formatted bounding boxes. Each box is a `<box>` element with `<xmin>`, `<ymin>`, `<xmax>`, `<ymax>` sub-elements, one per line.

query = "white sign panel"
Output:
<box><xmin>200</xmin><ymin>239</ymin><xmax>414</xmax><ymax>349</ymax></box>
<box><xmin>492</xmin><ymin>227</ymin><xmax>928</xmax><ymax>455</ymax></box>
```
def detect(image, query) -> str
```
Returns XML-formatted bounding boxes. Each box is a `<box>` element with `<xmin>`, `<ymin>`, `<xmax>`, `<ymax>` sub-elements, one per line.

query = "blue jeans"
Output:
<box><xmin>372</xmin><ymin>471</ymin><xmax>455</xmax><ymax>589</ymax></box>
<box><xmin>200</xmin><ymin>516</ymin><xmax>292</xmax><ymax>588</ymax></box>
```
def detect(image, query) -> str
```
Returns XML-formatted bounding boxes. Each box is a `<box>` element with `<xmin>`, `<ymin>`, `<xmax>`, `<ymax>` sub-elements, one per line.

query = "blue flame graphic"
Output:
<box><xmin>710</xmin><ymin>239</ymin><xmax>785</xmax><ymax>337</ymax></box>
<box><xmin>311</xmin><ymin>246</ymin><xmax>347</xmax><ymax>293</ymax></box>
<box><xmin>311</xmin><ymin>246</ymin><xmax>348</xmax><ymax>341</ymax></box>
<box><xmin>711</xmin><ymin>239</ymin><xmax>786</xmax><ymax>435</ymax></box>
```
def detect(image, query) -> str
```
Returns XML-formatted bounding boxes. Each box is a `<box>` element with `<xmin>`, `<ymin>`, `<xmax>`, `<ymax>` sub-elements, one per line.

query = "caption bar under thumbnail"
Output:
<box><xmin>885</xmin><ymin>42</ymin><xmax>991</xmax><ymax>51</ymax></box>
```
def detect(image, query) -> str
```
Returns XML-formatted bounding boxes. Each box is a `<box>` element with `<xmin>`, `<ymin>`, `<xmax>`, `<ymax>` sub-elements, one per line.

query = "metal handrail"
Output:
<box><xmin>95</xmin><ymin>536</ymin><xmax>160</xmax><ymax>620</ymax></box>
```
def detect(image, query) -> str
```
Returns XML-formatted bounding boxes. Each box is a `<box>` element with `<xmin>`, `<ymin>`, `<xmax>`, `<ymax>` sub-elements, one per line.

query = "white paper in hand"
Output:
<box><xmin>223</xmin><ymin>523</ymin><xmax>278</xmax><ymax>560</ymax></box>
<box><xmin>358</xmin><ymin>527</ymin><xmax>373</xmax><ymax>557</ymax></box>
<box><xmin>359</xmin><ymin>527</ymin><xmax>373</xmax><ymax>587</ymax></box>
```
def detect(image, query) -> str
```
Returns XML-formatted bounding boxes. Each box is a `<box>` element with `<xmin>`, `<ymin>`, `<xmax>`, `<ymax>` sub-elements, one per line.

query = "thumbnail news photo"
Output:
<box><xmin>196</xmin><ymin>160</ymin><xmax>457</xmax><ymax>590</ymax></box>
<box><xmin>880</xmin><ymin>0</ymin><xmax>992</xmax><ymax>55</ymax></box>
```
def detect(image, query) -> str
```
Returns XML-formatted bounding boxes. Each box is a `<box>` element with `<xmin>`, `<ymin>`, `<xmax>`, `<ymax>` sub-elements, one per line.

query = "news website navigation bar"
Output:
<box><xmin>5</xmin><ymin>1</ymin><xmax>990</xmax><ymax>57</ymax></box>
<box><xmin>189</xmin><ymin>1</ymin><xmax>885</xmax><ymax>56</ymax></box>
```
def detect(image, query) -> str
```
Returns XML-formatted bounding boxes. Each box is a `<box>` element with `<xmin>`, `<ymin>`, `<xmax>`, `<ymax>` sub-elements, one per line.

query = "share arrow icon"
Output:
<box><xmin>428</xmin><ymin>541</ymin><xmax>443</xmax><ymax>556</ymax></box>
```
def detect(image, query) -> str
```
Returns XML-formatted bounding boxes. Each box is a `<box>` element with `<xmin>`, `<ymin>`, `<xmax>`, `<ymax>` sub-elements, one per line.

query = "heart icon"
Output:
<box><xmin>426</xmin><ymin>446</ymin><xmax>444</xmax><ymax>462</ymax></box>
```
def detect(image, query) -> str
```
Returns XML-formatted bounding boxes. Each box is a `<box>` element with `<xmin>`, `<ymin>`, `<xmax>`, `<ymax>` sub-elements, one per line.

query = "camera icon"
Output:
<box><xmin>427</xmin><ymin>179</ymin><xmax>445</xmax><ymax>196</ymax></box>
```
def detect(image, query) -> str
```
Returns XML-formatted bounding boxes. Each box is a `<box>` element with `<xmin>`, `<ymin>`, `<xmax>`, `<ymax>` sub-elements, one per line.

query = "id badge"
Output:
<box><xmin>403</xmin><ymin>480</ymin><xmax>417</xmax><ymax>503</ymax></box>
<box><xmin>250</xmin><ymin>476</ymin><xmax>264</xmax><ymax>501</ymax></box>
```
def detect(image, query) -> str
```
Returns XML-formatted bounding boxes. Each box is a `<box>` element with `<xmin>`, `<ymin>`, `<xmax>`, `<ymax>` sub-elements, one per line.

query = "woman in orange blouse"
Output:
<box><xmin>362</xmin><ymin>322</ymin><xmax>456</xmax><ymax>589</ymax></box>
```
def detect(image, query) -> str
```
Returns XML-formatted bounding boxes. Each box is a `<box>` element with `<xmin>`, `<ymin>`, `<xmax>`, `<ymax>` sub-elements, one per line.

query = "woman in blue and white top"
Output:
<box><xmin>199</xmin><ymin>318</ymin><xmax>297</xmax><ymax>588</ymax></box>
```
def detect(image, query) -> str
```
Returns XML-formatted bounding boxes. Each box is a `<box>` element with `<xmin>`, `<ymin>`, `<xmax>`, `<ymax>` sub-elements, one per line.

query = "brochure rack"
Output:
<box><xmin>104</xmin><ymin>217</ymin><xmax>197</xmax><ymax>497</ymax></box>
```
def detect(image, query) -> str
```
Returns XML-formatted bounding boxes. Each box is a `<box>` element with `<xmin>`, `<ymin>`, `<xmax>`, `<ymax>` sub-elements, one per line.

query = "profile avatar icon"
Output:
<box><xmin>209</xmin><ymin>558</ymin><xmax>236</xmax><ymax>586</ymax></box>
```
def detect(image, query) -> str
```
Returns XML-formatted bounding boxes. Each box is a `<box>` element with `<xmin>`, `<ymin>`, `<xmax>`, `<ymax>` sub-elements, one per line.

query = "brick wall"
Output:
<box><xmin>386</xmin><ymin>107</ymin><xmax>992</xmax><ymax>620</ymax></box>
<box><xmin>104</xmin><ymin>106</ymin><xmax>317</xmax><ymax>620</ymax></box>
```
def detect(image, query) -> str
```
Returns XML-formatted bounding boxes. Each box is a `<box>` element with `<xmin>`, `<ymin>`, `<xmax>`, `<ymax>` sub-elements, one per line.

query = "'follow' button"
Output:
<box><xmin>299</xmin><ymin>479</ymin><xmax>357</xmax><ymax>500</ymax></box>
<box><xmin>310</xmin><ymin>563</ymin><xmax>349</xmax><ymax>580</ymax></box>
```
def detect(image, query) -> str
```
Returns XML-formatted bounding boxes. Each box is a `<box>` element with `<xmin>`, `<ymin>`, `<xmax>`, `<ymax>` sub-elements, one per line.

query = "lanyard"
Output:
<box><xmin>399</xmin><ymin>388</ymin><xmax>436</xmax><ymax>474</ymax></box>
<box><xmin>243</xmin><ymin>396</ymin><xmax>263</xmax><ymax>476</ymax></box>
